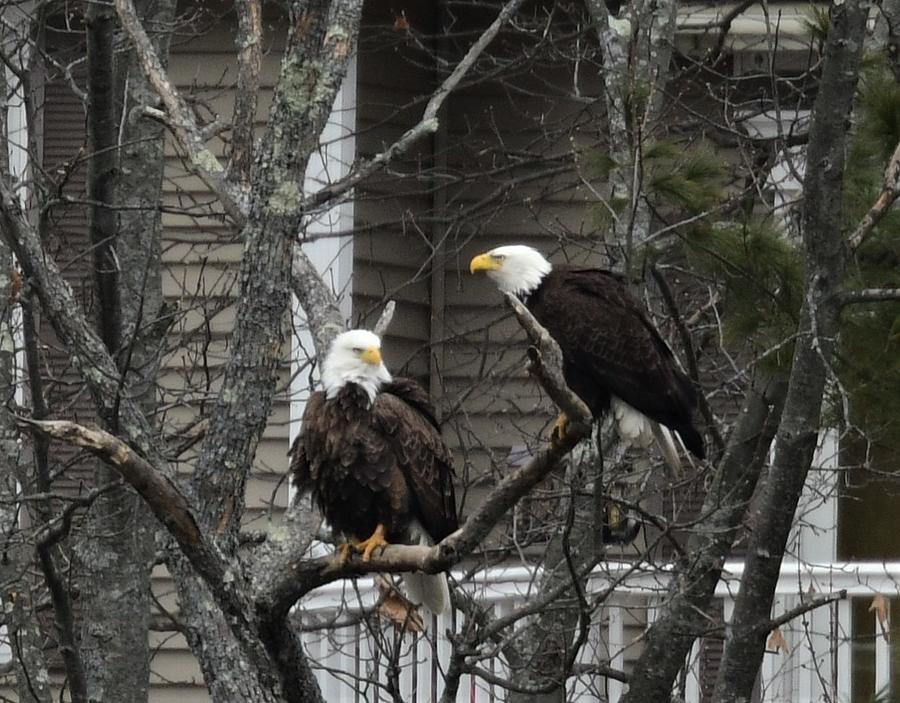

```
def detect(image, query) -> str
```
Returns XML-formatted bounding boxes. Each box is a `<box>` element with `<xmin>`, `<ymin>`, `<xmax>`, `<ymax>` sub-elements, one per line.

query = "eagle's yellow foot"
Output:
<box><xmin>357</xmin><ymin>524</ymin><xmax>389</xmax><ymax>562</ymax></box>
<box><xmin>336</xmin><ymin>542</ymin><xmax>355</xmax><ymax>566</ymax></box>
<box><xmin>550</xmin><ymin>412</ymin><xmax>570</xmax><ymax>444</ymax></box>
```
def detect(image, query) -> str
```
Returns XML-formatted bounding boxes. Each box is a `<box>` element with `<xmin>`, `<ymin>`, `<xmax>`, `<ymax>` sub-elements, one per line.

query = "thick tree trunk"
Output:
<box><xmin>621</xmin><ymin>373</ymin><xmax>785</xmax><ymax>703</ymax></box>
<box><xmin>77</xmin><ymin>0</ymin><xmax>175</xmax><ymax>700</ymax></box>
<box><xmin>167</xmin><ymin>2</ymin><xmax>363</xmax><ymax>699</ymax></box>
<box><xmin>711</xmin><ymin>4</ymin><xmax>869</xmax><ymax>701</ymax></box>
<box><xmin>508</xmin><ymin>441</ymin><xmax>601</xmax><ymax>703</ymax></box>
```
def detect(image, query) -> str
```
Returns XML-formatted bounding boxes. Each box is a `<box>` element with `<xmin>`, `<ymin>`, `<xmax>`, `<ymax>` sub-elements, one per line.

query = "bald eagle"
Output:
<box><xmin>470</xmin><ymin>245</ymin><xmax>705</xmax><ymax>461</ymax></box>
<box><xmin>289</xmin><ymin>329</ymin><xmax>458</xmax><ymax>614</ymax></box>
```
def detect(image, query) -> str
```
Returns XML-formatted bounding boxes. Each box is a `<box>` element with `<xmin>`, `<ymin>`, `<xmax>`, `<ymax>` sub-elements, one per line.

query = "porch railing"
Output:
<box><xmin>298</xmin><ymin>561</ymin><xmax>900</xmax><ymax>703</ymax></box>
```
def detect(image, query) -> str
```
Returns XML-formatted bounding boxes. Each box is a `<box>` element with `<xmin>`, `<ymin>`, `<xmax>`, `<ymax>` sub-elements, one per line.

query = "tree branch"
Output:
<box><xmin>759</xmin><ymin>590</ymin><xmax>847</xmax><ymax>635</ymax></box>
<box><xmin>299</xmin><ymin>0</ymin><xmax>527</xmax><ymax>212</ymax></box>
<box><xmin>372</xmin><ymin>300</ymin><xmax>396</xmax><ymax>336</ymax></box>
<box><xmin>14</xmin><ymin>418</ymin><xmax>257</xmax><ymax>630</ymax></box>
<box><xmin>229</xmin><ymin>0</ymin><xmax>262</xmax><ymax>183</ymax></box>
<box><xmin>848</xmin><ymin>137</ymin><xmax>900</xmax><ymax>252</ymax></box>
<box><xmin>114</xmin><ymin>0</ymin><xmax>245</xmax><ymax>222</ymax></box>
<box><xmin>839</xmin><ymin>287</ymin><xmax>900</xmax><ymax>306</ymax></box>
<box><xmin>503</xmin><ymin>292</ymin><xmax>592</xmax><ymax>432</ymax></box>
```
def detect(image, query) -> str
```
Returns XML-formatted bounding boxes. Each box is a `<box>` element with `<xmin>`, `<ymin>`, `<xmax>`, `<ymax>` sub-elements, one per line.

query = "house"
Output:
<box><xmin>6</xmin><ymin>1</ymin><xmax>897</xmax><ymax>701</ymax></box>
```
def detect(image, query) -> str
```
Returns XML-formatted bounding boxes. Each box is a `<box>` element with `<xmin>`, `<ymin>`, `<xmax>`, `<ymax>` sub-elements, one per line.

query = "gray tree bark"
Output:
<box><xmin>622</xmin><ymin>373</ymin><xmax>786</xmax><ymax>703</ymax></box>
<box><xmin>586</xmin><ymin>0</ymin><xmax>678</xmax><ymax>274</ymax></box>
<box><xmin>77</xmin><ymin>0</ymin><xmax>175</xmax><ymax>700</ymax></box>
<box><xmin>0</xmin><ymin>47</ymin><xmax>57</xmax><ymax>703</ymax></box>
<box><xmin>0</xmin><ymin>243</ymin><xmax>52</xmax><ymax>703</ymax></box>
<box><xmin>711</xmin><ymin>4</ymin><xmax>869</xmax><ymax>701</ymax></box>
<box><xmin>507</xmin><ymin>441</ymin><xmax>602</xmax><ymax>703</ymax></box>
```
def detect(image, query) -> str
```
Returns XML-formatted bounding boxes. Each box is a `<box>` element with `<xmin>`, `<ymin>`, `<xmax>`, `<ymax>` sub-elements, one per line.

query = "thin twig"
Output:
<box><xmin>299</xmin><ymin>0</ymin><xmax>527</xmax><ymax>213</ymax></box>
<box><xmin>373</xmin><ymin>300</ymin><xmax>396</xmax><ymax>337</ymax></box>
<box><xmin>848</xmin><ymin>138</ymin><xmax>900</xmax><ymax>252</ymax></box>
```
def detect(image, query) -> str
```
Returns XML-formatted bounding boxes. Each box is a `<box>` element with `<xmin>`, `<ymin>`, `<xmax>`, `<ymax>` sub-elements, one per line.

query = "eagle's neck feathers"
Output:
<box><xmin>322</xmin><ymin>358</ymin><xmax>391</xmax><ymax>406</ymax></box>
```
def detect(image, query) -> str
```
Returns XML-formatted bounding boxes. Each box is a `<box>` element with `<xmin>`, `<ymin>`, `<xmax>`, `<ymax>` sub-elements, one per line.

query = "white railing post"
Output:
<box><xmin>295</xmin><ymin>561</ymin><xmax>900</xmax><ymax>702</ymax></box>
<box><xmin>874</xmin><ymin>605</ymin><xmax>890</xmax><ymax>698</ymax></box>
<box><xmin>835</xmin><ymin>598</ymin><xmax>852</xmax><ymax>703</ymax></box>
<box><xmin>607</xmin><ymin>600</ymin><xmax>625</xmax><ymax>703</ymax></box>
<box><xmin>684</xmin><ymin>639</ymin><xmax>701</xmax><ymax>703</ymax></box>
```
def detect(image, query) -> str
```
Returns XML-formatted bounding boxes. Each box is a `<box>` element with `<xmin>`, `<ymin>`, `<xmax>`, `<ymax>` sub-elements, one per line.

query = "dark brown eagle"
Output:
<box><xmin>470</xmin><ymin>245</ymin><xmax>704</xmax><ymax>463</ymax></box>
<box><xmin>289</xmin><ymin>329</ymin><xmax>458</xmax><ymax>614</ymax></box>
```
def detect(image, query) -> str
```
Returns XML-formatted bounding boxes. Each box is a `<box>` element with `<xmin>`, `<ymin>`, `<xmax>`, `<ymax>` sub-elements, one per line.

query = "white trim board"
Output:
<box><xmin>288</xmin><ymin>56</ymin><xmax>358</xmax><ymax>494</ymax></box>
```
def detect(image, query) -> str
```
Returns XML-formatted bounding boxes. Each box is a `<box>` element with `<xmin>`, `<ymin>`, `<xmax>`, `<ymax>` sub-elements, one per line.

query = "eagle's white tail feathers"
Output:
<box><xmin>404</xmin><ymin>520</ymin><xmax>451</xmax><ymax>615</ymax></box>
<box><xmin>611</xmin><ymin>398</ymin><xmax>689</xmax><ymax>473</ymax></box>
<box><xmin>611</xmin><ymin>398</ymin><xmax>655</xmax><ymax>448</ymax></box>
<box><xmin>650</xmin><ymin>421</ymin><xmax>683</xmax><ymax>474</ymax></box>
<box><xmin>403</xmin><ymin>572</ymin><xmax>451</xmax><ymax>615</ymax></box>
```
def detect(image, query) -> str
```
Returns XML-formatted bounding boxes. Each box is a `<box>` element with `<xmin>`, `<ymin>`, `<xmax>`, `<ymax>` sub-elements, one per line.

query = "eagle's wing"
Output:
<box><xmin>539</xmin><ymin>268</ymin><xmax>696</xmax><ymax>423</ymax></box>
<box><xmin>374</xmin><ymin>379</ymin><xmax>458</xmax><ymax>543</ymax></box>
<box><xmin>288</xmin><ymin>390</ymin><xmax>327</xmax><ymax>492</ymax></box>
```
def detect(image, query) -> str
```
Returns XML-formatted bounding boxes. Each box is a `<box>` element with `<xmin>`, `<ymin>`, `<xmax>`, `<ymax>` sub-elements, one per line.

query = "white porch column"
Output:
<box><xmin>289</xmin><ymin>56</ymin><xmax>358</xmax><ymax>459</ymax></box>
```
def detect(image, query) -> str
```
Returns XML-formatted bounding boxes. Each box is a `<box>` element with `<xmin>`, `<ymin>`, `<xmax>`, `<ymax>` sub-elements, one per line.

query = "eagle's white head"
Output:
<box><xmin>469</xmin><ymin>244</ymin><xmax>553</xmax><ymax>296</ymax></box>
<box><xmin>321</xmin><ymin>329</ymin><xmax>392</xmax><ymax>403</ymax></box>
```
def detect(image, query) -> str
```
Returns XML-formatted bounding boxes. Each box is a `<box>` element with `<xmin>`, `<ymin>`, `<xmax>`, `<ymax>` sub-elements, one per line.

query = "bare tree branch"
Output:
<box><xmin>848</xmin><ymin>137</ymin><xmax>900</xmax><ymax>252</ymax></box>
<box><xmin>372</xmin><ymin>300</ymin><xmax>396</xmax><ymax>337</ymax></box>
<box><xmin>14</xmin><ymin>418</ymin><xmax>255</xmax><ymax>629</ymax></box>
<box><xmin>504</xmin><ymin>292</ymin><xmax>592</xmax><ymax>432</ymax></box>
<box><xmin>114</xmin><ymin>0</ymin><xmax>246</xmax><ymax>222</ymax></box>
<box><xmin>229</xmin><ymin>0</ymin><xmax>262</xmax><ymax>183</ymax></box>
<box><xmin>299</xmin><ymin>0</ymin><xmax>528</xmax><ymax>212</ymax></box>
<box><xmin>761</xmin><ymin>590</ymin><xmax>847</xmax><ymax>634</ymax></box>
<box><xmin>840</xmin><ymin>287</ymin><xmax>900</xmax><ymax>305</ymax></box>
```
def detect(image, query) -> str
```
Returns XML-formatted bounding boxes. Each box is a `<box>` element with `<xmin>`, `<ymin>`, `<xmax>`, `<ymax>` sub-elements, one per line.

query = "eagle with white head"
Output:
<box><xmin>470</xmin><ymin>245</ymin><xmax>705</xmax><ymax>463</ymax></box>
<box><xmin>290</xmin><ymin>330</ymin><xmax>458</xmax><ymax>614</ymax></box>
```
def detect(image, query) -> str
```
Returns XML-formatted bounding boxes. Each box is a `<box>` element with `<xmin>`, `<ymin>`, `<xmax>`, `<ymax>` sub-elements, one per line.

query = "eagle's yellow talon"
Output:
<box><xmin>357</xmin><ymin>523</ymin><xmax>389</xmax><ymax>562</ymax></box>
<box><xmin>550</xmin><ymin>412</ymin><xmax>570</xmax><ymax>444</ymax></box>
<box><xmin>336</xmin><ymin>542</ymin><xmax>355</xmax><ymax>565</ymax></box>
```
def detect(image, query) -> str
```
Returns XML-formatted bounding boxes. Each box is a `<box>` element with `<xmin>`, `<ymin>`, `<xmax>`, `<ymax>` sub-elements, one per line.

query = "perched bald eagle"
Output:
<box><xmin>289</xmin><ymin>329</ymin><xmax>458</xmax><ymax>614</ymax></box>
<box><xmin>470</xmin><ymin>245</ymin><xmax>705</xmax><ymax>461</ymax></box>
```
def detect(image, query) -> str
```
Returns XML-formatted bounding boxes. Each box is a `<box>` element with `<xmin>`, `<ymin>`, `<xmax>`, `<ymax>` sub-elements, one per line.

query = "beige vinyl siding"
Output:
<box><xmin>351</xmin><ymin>2</ymin><xmax>439</xmax><ymax>380</ymax></box>
<box><xmin>40</xmin><ymin>72</ymin><xmax>99</xmax><ymax>493</ymax></box>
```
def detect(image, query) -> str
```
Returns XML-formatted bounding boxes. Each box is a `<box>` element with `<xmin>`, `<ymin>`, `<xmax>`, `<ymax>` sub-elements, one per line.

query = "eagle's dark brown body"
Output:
<box><xmin>524</xmin><ymin>266</ymin><xmax>705</xmax><ymax>458</ymax></box>
<box><xmin>289</xmin><ymin>378</ymin><xmax>458</xmax><ymax>545</ymax></box>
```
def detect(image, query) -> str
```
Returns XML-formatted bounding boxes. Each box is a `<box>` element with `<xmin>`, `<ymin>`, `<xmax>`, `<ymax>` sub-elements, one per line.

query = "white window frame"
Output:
<box><xmin>288</xmin><ymin>57</ymin><xmax>357</xmax><ymax>489</ymax></box>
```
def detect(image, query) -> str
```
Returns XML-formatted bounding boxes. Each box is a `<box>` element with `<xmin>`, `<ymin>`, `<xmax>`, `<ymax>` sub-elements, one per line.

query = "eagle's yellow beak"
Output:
<box><xmin>360</xmin><ymin>346</ymin><xmax>382</xmax><ymax>366</ymax></box>
<box><xmin>470</xmin><ymin>252</ymin><xmax>502</xmax><ymax>274</ymax></box>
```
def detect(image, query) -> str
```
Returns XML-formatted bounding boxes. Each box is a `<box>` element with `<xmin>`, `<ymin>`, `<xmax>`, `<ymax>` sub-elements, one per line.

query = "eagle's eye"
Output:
<box><xmin>351</xmin><ymin>347</ymin><xmax>363</xmax><ymax>354</ymax></box>
<box><xmin>493</xmin><ymin>254</ymin><xmax>505</xmax><ymax>261</ymax></box>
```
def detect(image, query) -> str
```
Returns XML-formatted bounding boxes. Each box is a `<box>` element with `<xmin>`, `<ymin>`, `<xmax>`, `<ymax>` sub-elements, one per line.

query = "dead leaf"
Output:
<box><xmin>869</xmin><ymin>594</ymin><xmax>890</xmax><ymax>643</ymax></box>
<box><xmin>767</xmin><ymin>626</ymin><xmax>787</xmax><ymax>654</ymax></box>
<box><xmin>376</xmin><ymin>576</ymin><xmax>424</xmax><ymax>633</ymax></box>
<box><xmin>393</xmin><ymin>11</ymin><xmax>410</xmax><ymax>32</ymax></box>
<box><xmin>9</xmin><ymin>268</ymin><xmax>22</xmax><ymax>303</ymax></box>
<box><xmin>807</xmin><ymin>582</ymin><xmax>816</xmax><ymax>594</ymax></box>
